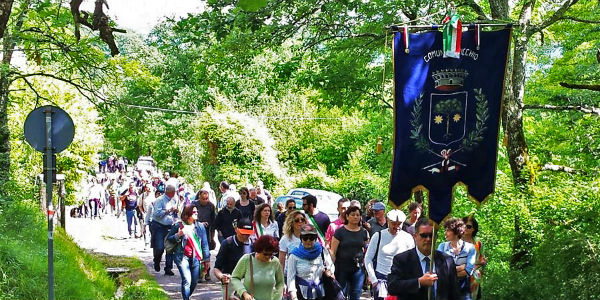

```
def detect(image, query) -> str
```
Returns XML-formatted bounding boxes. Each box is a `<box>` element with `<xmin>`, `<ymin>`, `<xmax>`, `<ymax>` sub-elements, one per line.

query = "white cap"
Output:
<box><xmin>342</xmin><ymin>201</ymin><xmax>351</xmax><ymax>208</ymax></box>
<box><xmin>349</xmin><ymin>200</ymin><xmax>361</xmax><ymax>209</ymax></box>
<box><xmin>386</xmin><ymin>209</ymin><xmax>407</xmax><ymax>223</ymax></box>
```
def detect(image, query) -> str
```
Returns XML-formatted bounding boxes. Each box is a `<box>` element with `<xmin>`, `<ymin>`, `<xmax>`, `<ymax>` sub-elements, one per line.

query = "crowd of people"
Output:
<box><xmin>76</xmin><ymin>156</ymin><xmax>487</xmax><ymax>300</ymax></box>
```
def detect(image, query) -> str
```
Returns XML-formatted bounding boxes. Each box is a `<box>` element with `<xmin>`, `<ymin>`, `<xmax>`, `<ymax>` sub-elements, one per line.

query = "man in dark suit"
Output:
<box><xmin>387</xmin><ymin>218</ymin><xmax>460</xmax><ymax>300</ymax></box>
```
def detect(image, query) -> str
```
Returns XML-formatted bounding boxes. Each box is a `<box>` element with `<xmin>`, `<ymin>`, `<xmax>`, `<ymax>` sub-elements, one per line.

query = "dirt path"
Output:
<box><xmin>65</xmin><ymin>208</ymin><xmax>221</xmax><ymax>300</ymax></box>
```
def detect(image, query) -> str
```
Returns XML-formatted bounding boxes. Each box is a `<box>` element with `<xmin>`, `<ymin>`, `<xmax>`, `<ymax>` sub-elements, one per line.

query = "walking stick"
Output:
<box><xmin>428</xmin><ymin>224</ymin><xmax>437</xmax><ymax>300</ymax></box>
<box><xmin>225</xmin><ymin>281</ymin><xmax>228</xmax><ymax>300</ymax></box>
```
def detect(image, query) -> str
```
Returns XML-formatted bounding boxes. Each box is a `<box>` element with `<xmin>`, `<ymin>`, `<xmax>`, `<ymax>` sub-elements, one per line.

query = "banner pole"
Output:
<box><xmin>428</xmin><ymin>224</ymin><xmax>436</xmax><ymax>300</ymax></box>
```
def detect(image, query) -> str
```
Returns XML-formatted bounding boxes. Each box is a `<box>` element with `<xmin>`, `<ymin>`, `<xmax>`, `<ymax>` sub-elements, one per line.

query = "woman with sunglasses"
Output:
<box><xmin>166</xmin><ymin>204</ymin><xmax>210</xmax><ymax>300</ymax></box>
<box><xmin>462</xmin><ymin>216</ymin><xmax>485</xmax><ymax>300</ymax></box>
<box><xmin>287</xmin><ymin>224</ymin><xmax>335</xmax><ymax>300</ymax></box>
<box><xmin>231</xmin><ymin>235</ymin><xmax>284</xmax><ymax>300</ymax></box>
<box><xmin>236</xmin><ymin>187</ymin><xmax>256</xmax><ymax>221</ymax></box>
<box><xmin>437</xmin><ymin>217</ymin><xmax>476</xmax><ymax>300</ymax></box>
<box><xmin>279</xmin><ymin>210</ymin><xmax>307</xmax><ymax>275</ymax></box>
<box><xmin>330</xmin><ymin>205</ymin><xmax>369</xmax><ymax>300</ymax></box>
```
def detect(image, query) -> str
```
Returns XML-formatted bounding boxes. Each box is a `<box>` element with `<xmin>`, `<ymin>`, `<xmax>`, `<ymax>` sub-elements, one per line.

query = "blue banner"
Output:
<box><xmin>389</xmin><ymin>28</ymin><xmax>512</xmax><ymax>223</ymax></box>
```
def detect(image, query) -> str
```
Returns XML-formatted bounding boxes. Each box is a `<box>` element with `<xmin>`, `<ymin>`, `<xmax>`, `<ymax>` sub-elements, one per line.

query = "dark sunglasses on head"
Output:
<box><xmin>301</xmin><ymin>235</ymin><xmax>317</xmax><ymax>241</ymax></box>
<box><xmin>466</xmin><ymin>225</ymin><xmax>473</xmax><ymax>229</ymax></box>
<box><xmin>419</xmin><ymin>233</ymin><xmax>433</xmax><ymax>239</ymax></box>
<box><xmin>294</xmin><ymin>218</ymin><xmax>306</xmax><ymax>223</ymax></box>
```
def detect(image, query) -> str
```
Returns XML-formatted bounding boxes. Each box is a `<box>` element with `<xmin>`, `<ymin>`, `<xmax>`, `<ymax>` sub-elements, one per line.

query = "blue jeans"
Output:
<box><xmin>126</xmin><ymin>209</ymin><xmax>137</xmax><ymax>235</ymax></box>
<box><xmin>151</xmin><ymin>222</ymin><xmax>174</xmax><ymax>272</ymax></box>
<box><xmin>335</xmin><ymin>268</ymin><xmax>365</xmax><ymax>300</ymax></box>
<box><xmin>175</xmin><ymin>255</ymin><xmax>201</xmax><ymax>300</ymax></box>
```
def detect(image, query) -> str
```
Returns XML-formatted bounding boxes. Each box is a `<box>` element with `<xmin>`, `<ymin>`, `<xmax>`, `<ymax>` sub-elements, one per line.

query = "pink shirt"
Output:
<box><xmin>325</xmin><ymin>218</ymin><xmax>344</xmax><ymax>246</ymax></box>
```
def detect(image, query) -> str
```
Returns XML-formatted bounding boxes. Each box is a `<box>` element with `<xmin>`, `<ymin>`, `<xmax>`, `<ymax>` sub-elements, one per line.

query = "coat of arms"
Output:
<box><xmin>410</xmin><ymin>69</ymin><xmax>489</xmax><ymax>174</ymax></box>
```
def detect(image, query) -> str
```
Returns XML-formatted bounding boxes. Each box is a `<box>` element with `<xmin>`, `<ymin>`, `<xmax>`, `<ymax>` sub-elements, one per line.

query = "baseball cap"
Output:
<box><xmin>372</xmin><ymin>202</ymin><xmax>386</xmax><ymax>211</ymax></box>
<box><xmin>300</xmin><ymin>224</ymin><xmax>318</xmax><ymax>236</ymax></box>
<box><xmin>342</xmin><ymin>201</ymin><xmax>351</xmax><ymax>208</ymax></box>
<box><xmin>236</xmin><ymin>218</ymin><xmax>254</xmax><ymax>235</ymax></box>
<box><xmin>387</xmin><ymin>209</ymin><xmax>407</xmax><ymax>223</ymax></box>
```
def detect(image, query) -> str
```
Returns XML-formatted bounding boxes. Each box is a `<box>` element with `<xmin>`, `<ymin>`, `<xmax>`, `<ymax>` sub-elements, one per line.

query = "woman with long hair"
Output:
<box><xmin>231</xmin><ymin>235</ymin><xmax>284</xmax><ymax>300</ymax></box>
<box><xmin>251</xmin><ymin>203</ymin><xmax>279</xmax><ymax>241</ymax></box>
<box><xmin>279</xmin><ymin>210</ymin><xmax>307</xmax><ymax>275</ymax></box>
<box><xmin>330</xmin><ymin>206</ymin><xmax>369</xmax><ymax>300</ymax></box>
<box><xmin>438</xmin><ymin>217</ymin><xmax>477</xmax><ymax>300</ymax></box>
<box><xmin>462</xmin><ymin>216</ymin><xmax>486</xmax><ymax>300</ymax></box>
<box><xmin>166</xmin><ymin>205</ymin><xmax>210</xmax><ymax>300</ymax></box>
<box><xmin>236</xmin><ymin>186</ymin><xmax>255</xmax><ymax>220</ymax></box>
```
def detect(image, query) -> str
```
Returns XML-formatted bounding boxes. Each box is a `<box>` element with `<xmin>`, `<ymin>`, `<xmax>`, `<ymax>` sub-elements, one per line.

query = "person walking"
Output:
<box><xmin>325</xmin><ymin>198</ymin><xmax>350</xmax><ymax>249</ymax></box>
<box><xmin>251</xmin><ymin>203</ymin><xmax>279</xmax><ymax>241</ymax></box>
<box><xmin>387</xmin><ymin>218</ymin><xmax>461</xmax><ymax>300</ymax></box>
<box><xmin>438</xmin><ymin>218</ymin><xmax>476</xmax><ymax>300</ymax></box>
<box><xmin>287</xmin><ymin>224</ymin><xmax>335</xmax><ymax>300</ymax></box>
<box><xmin>365</xmin><ymin>210</ymin><xmax>415</xmax><ymax>300</ymax></box>
<box><xmin>302</xmin><ymin>195</ymin><xmax>330</xmax><ymax>244</ymax></box>
<box><xmin>462</xmin><ymin>216</ymin><xmax>486</xmax><ymax>300</ymax></box>
<box><xmin>231</xmin><ymin>235</ymin><xmax>284</xmax><ymax>300</ymax></box>
<box><xmin>236</xmin><ymin>186</ymin><xmax>256</xmax><ymax>221</ymax></box>
<box><xmin>367</xmin><ymin>202</ymin><xmax>388</xmax><ymax>237</ymax></box>
<box><xmin>279</xmin><ymin>210</ymin><xmax>307</xmax><ymax>276</ymax></box>
<box><xmin>122</xmin><ymin>183</ymin><xmax>139</xmax><ymax>237</ymax></box>
<box><xmin>166</xmin><ymin>205</ymin><xmax>210</xmax><ymax>300</ymax></box>
<box><xmin>151</xmin><ymin>184</ymin><xmax>178</xmax><ymax>276</ymax></box>
<box><xmin>213</xmin><ymin>218</ymin><xmax>255</xmax><ymax>299</ymax></box>
<box><xmin>214</xmin><ymin>196</ymin><xmax>242</xmax><ymax>242</ymax></box>
<box><xmin>277</xmin><ymin>199</ymin><xmax>297</xmax><ymax>237</ymax></box>
<box><xmin>402</xmin><ymin>202</ymin><xmax>422</xmax><ymax>235</ymax></box>
<box><xmin>330</xmin><ymin>206</ymin><xmax>369</xmax><ymax>300</ymax></box>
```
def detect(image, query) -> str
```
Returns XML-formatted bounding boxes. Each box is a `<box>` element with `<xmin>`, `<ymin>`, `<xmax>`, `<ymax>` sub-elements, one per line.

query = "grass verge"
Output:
<box><xmin>92</xmin><ymin>253</ymin><xmax>169</xmax><ymax>300</ymax></box>
<box><xmin>0</xmin><ymin>200</ymin><xmax>115</xmax><ymax>300</ymax></box>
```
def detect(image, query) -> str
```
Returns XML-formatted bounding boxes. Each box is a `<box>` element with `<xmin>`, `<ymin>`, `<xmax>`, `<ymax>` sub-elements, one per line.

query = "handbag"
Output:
<box><xmin>248</xmin><ymin>253</ymin><xmax>255</xmax><ymax>298</ymax></box>
<box><xmin>164</xmin><ymin>223</ymin><xmax>183</xmax><ymax>254</ymax></box>
<box><xmin>322</xmin><ymin>275</ymin><xmax>345</xmax><ymax>300</ymax></box>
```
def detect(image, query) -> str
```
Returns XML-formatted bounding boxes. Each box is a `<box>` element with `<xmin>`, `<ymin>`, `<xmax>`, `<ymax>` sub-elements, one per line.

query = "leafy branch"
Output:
<box><xmin>409</xmin><ymin>94</ymin><xmax>429</xmax><ymax>152</ymax></box>
<box><xmin>462</xmin><ymin>88</ymin><xmax>488</xmax><ymax>151</ymax></box>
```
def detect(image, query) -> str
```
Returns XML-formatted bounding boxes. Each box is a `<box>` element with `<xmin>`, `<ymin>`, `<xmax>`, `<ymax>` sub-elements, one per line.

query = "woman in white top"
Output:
<box><xmin>364</xmin><ymin>210</ymin><xmax>415</xmax><ymax>300</ymax></box>
<box><xmin>250</xmin><ymin>203</ymin><xmax>279</xmax><ymax>241</ymax></box>
<box><xmin>278</xmin><ymin>210</ymin><xmax>306</xmax><ymax>275</ymax></box>
<box><xmin>287</xmin><ymin>224</ymin><xmax>335</xmax><ymax>300</ymax></box>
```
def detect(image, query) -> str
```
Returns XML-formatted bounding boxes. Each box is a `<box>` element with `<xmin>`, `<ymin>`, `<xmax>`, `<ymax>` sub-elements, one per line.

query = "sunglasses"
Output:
<box><xmin>466</xmin><ymin>224</ymin><xmax>473</xmax><ymax>229</ymax></box>
<box><xmin>419</xmin><ymin>233</ymin><xmax>433</xmax><ymax>239</ymax></box>
<box><xmin>287</xmin><ymin>206</ymin><xmax>296</xmax><ymax>210</ymax></box>
<box><xmin>294</xmin><ymin>218</ymin><xmax>306</xmax><ymax>223</ymax></box>
<box><xmin>301</xmin><ymin>235</ymin><xmax>317</xmax><ymax>241</ymax></box>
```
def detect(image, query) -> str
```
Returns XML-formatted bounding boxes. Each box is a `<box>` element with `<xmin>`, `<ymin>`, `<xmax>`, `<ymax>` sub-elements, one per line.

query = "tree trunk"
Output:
<box><xmin>0</xmin><ymin>1</ymin><xmax>26</xmax><ymax>194</ymax></box>
<box><xmin>0</xmin><ymin>0</ymin><xmax>14</xmax><ymax>40</ymax></box>
<box><xmin>505</xmin><ymin>36</ymin><xmax>530</xmax><ymax>185</ymax></box>
<box><xmin>0</xmin><ymin>67</ymin><xmax>10</xmax><ymax>193</ymax></box>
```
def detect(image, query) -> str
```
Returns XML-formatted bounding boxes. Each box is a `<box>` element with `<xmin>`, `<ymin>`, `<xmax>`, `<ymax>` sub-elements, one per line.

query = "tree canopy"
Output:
<box><xmin>0</xmin><ymin>0</ymin><xmax>599</xmax><ymax>299</ymax></box>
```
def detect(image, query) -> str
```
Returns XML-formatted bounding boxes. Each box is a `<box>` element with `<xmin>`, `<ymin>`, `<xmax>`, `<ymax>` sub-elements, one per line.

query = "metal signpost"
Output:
<box><xmin>24</xmin><ymin>105</ymin><xmax>74</xmax><ymax>300</ymax></box>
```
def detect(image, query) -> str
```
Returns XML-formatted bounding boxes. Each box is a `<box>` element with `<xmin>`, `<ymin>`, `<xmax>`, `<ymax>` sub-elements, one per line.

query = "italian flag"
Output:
<box><xmin>442</xmin><ymin>13</ymin><xmax>462</xmax><ymax>58</ymax></box>
<box><xmin>185</xmin><ymin>227</ymin><xmax>204</xmax><ymax>261</ymax></box>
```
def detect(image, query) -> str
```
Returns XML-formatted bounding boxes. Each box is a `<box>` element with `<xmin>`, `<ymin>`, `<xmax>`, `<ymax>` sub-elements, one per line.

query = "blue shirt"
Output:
<box><xmin>152</xmin><ymin>194</ymin><xmax>177</xmax><ymax>226</ymax></box>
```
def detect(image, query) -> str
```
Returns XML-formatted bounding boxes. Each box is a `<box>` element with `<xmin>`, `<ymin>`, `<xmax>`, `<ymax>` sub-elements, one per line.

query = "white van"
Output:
<box><xmin>287</xmin><ymin>188</ymin><xmax>343</xmax><ymax>221</ymax></box>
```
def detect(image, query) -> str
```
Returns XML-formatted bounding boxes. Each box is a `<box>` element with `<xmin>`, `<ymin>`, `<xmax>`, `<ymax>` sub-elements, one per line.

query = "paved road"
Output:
<box><xmin>65</xmin><ymin>208</ymin><xmax>370</xmax><ymax>300</ymax></box>
<box><xmin>65</xmin><ymin>208</ymin><xmax>220</xmax><ymax>300</ymax></box>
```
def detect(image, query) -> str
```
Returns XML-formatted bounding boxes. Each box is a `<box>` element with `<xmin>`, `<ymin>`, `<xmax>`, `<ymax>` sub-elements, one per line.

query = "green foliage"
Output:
<box><xmin>0</xmin><ymin>199</ymin><xmax>115</xmax><ymax>300</ymax></box>
<box><xmin>92</xmin><ymin>254</ymin><xmax>169</xmax><ymax>300</ymax></box>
